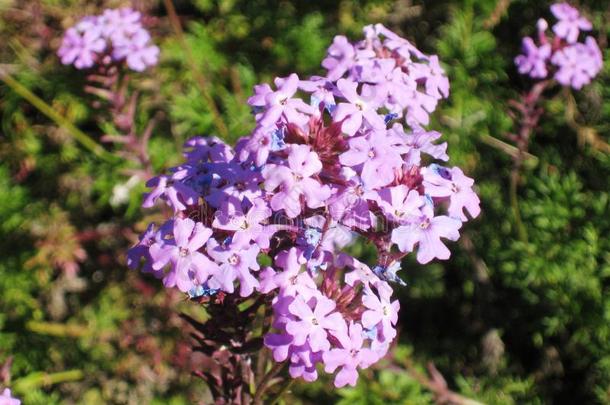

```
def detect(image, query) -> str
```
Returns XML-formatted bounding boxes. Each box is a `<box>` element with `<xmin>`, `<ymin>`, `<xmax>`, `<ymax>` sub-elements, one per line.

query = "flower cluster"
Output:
<box><xmin>515</xmin><ymin>3</ymin><xmax>602</xmax><ymax>89</ymax></box>
<box><xmin>129</xmin><ymin>24</ymin><xmax>479</xmax><ymax>387</ymax></box>
<box><xmin>0</xmin><ymin>389</ymin><xmax>20</xmax><ymax>405</ymax></box>
<box><xmin>58</xmin><ymin>8</ymin><xmax>159</xmax><ymax>71</ymax></box>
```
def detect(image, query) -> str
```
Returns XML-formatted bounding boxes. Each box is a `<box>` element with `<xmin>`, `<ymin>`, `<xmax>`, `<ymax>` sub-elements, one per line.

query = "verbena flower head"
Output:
<box><xmin>58</xmin><ymin>8</ymin><xmax>159</xmax><ymax>71</ymax></box>
<box><xmin>0</xmin><ymin>389</ymin><xmax>20</xmax><ymax>405</ymax></box>
<box><xmin>130</xmin><ymin>24</ymin><xmax>479</xmax><ymax>387</ymax></box>
<box><xmin>515</xmin><ymin>3</ymin><xmax>602</xmax><ymax>89</ymax></box>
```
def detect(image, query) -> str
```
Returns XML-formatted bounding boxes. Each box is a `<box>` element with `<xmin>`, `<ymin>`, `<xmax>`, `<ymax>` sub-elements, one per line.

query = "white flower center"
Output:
<box><xmin>228</xmin><ymin>254</ymin><xmax>240</xmax><ymax>265</ymax></box>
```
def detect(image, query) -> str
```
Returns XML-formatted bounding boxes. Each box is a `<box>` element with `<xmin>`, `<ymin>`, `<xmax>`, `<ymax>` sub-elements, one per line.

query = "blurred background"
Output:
<box><xmin>0</xmin><ymin>0</ymin><xmax>609</xmax><ymax>404</ymax></box>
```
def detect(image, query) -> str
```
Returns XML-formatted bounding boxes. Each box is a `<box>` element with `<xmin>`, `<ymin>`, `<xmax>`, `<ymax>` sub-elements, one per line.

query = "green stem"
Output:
<box><xmin>12</xmin><ymin>370</ymin><xmax>84</xmax><ymax>393</ymax></box>
<box><xmin>0</xmin><ymin>70</ymin><xmax>116</xmax><ymax>163</ymax></box>
<box><xmin>26</xmin><ymin>321</ymin><xmax>90</xmax><ymax>338</ymax></box>
<box><xmin>510</xmin><ymin>168</ymin><xmax>528</xmax><ymax>243</ymax></box>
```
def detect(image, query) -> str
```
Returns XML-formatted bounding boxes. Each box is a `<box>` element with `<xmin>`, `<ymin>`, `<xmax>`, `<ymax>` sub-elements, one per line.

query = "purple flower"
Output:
<box><xmin>376</xmin><ymin>185</ymin><xmax>424</xmax><ymax>223</ymax></box>
<box><xmin>99</xmin><ymin>8</ymin><xmax>142</xmax><ymax>43</ymax></box>
<box><xmin>238</xmin><ymin>125</ymin><xmax>275</xmax><ymax>167</ymax></box>
<box><xmin>361</xmin><ymin>282</ymin><xmax>400</xmax><ymax>342</ymax></box>
<box><xmin>328</xmin><ymin>180</ymin><xmax>377</xmax><ymax>230</ymax></box>
<box><xmin>288</xmin><ymin>344</ymin><xmax>321</xmax><ymax>382</ymax></box>
<box><xmin>552</xmin><ymin>37</ymin><xmax>603</xmax><ymax>89</ymax></box>
<box><xmin>391</xmin><ymin>206</ymin><xmax>462</xmax><ymax>264</ymax></box>
<box><xmin>285</xmin><ymin>293</ymin><xmax>346</xmax><ymax>352</ymax></box>
<box><xmin>126</xmin><ymin>223</ymin><xmax>168</xmax><ymax>278</ymax></box>
<box><xmin>551</xmin><ymin>2</ymin><xmax>592</xmax><ymax>44</ymax></box>
<box><xmin>339</xmin><ymin>131</ymin><xmax>403</xmax><ymax>189</ymax></box>
<box><xmin>341</xmin><ymin>254</ymin><xmax>382</xmax><ymax>289</ymax></box>
<box><xmin>0</xmin><ymin>389</ymin><xmax>20</xmax><ymax>405</ymax></box>
<box><xmin>262</xmin><ymin>145</ymin><xmax>331</xmax><ymax>218</ymax></box>
<box><xmin>259</xmin><ymin>248</ymin><xmax>317</xmax><ymax>296</ymax></box>
<box><xmin>143</xmin><ymin>173</ymin><xmax>199</xmax><ymax>213</ymax></box>
<box><xmin>58</xmin><ymin>22</ymin><xmax>106</xmax><ymax>69</ymax></box>
<box><xmin>206</xmin><ymin>238</ymin><xmax>260</xmax><ymax>297</ymax></box>
<box><xmin>264</xmin><ymin>331</ymin><xmax>293</xmax><ymax>362</ymax></box>
<box><xmin>57</xmin><ymin>8</ymin><xmax>158</xmax><ymax>72</ymax></box>
<box><xmin>183</xmin><ymin>136</ymin><xmax>234</xmax><ymax>164</ymax></box>
<box><xmin>248</xmin><ymin>73</ymin><xmax>314</xmax><ymax>127</ymax></box>
<box><xmin>515</xmin><ymin>37</ymin><xmax>551</xmax><ymax>79</ymax></box>
<box><xmin>206</xmin><ymin>163</ymin><xmax>264</xmax><ymax>208</ymax></box>
<box><xmin>333</xmin><ymin>79</ymin><xmax>386</xmax><ymax>136</ymax></box>
<box><xmin>423</xmin><ymin>166</ymin><xmax>481</xmax><ymax>221</ymax></box>
<box><xmin>394</xmin><ymin>128</ymin><xmax>448</xmax><ymax>167</ymax></box>
<box><xmin>213</xmin><ymin>198</ymin><xmax>276</xmax><ymax>249</ymax></box>
<box><xmin>322</xmin><ymin>35</ymin><xmax>356</xmax><ymax>81</ymax></box>
<box><xmin>323</xmin><ymin>322</ymin><xmax>379</xmax><ymax>387</ymax></box>
<box><xmin>299</xmin><ymin>76</ymin><xmax>337</xmax><ymax>109</ymax></box>
<box><xmin>113</xmin><ymin>28</ymin><xmax>159</xmax><ymax>72</ymax></box>
<box><xmin>149</xmin><ymin>218</ymin><xmax>218</xmax><ymax>292</ymax></box>
<box><xmin>420</xmin><ymin>55</ymin><xmax>450</xmax><ymax>99</ymax></box>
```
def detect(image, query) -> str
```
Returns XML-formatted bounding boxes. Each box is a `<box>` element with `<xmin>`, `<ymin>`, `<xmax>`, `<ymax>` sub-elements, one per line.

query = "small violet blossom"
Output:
<box><xmin>149</xmin><ymin>218</ymin><xmax>218</xmax><ymax>292</ymax></box>
<box><xmin>323</xmin><ymin>322</ymin><xmax>379</xmax><ymax>387</ymax></box>
<box><xmin>262</xmin><ymin>144</ymin><xmax>331</xmax><ymax>218</ymax></box>
<box><xmin>515</xmin><ymin>37</ymin><xmax>551</xmax><ymax>79</ymax></box>
<box><xmin>550</xmin><ymin>2</ymin><xmax>592</xmax><ymax>44</ymax></box>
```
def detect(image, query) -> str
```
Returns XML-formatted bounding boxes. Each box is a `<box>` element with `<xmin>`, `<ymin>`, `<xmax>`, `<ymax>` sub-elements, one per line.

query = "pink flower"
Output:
<box><xmin>259</xmin><ymin>248</ymin><xmax>317</xmax><ymax>297</ymax></box>
<box><xmin>143</xmin><ymin>173</ymin><xmax>199</xmax><ymax>213</ymax></box>
<box><xmin>213</xmin><ymin>198</ymin><xmax>276</xmax><ymax>249</ymax></box>
<box><xmin>515</xmin><ymin>37</ymin><xmax>551</xmax><ymax>79</ymax></box>
<box><xmin>333</xmin><ymin>79</ymin><xmax>386</xmax><ymax>136</ymax></box>
<box><xmin>391</xmin><ymin>206</ymin><xmax>462</xmax><ymax>264</ymax></box>
<box><xmin>113</xmin><ymin>28</ymin><xmax>159</xmax><ymax>72</ymax></box>
<box><xmin>262</xmin><ymin>145</ymin><xmax>331</xmax><ymax>218</ymax></box>
<box><xmin>149</xmin><ymin>218</ymin><xmax>218</xmax><ymax>292</ymax></box>
<box><xmin>206</xmin><ymin>238</ymin><xmax>260</xmax><ymax>297</ymax></box>
<box><xmin>58</xmin><ymin>8</ymin><xmax>158</xmax><ymax>72</ymax></box>
<box><xmin>0</xmin><ymin>389</ymin><xmax>20</xmax><ymax>405</ymax></box>
<box><xmin>328</xmin><ymin>180</ymin><xmax>377</xmax><ymax>230</ymax></box>
<box><xmin>422</xmin><ymin>166</ymin><xmax>481</xmax><ymax>221</ymax></box>
<box><xmin>339</xmin><ymin>131</ymin><xmax>403</xmax><ymax>189</ymax></box>
<box><xmin>58</xmin><ymin>23</ymin><xmax>105</xmax><ymax>69</ymax></box>
<box><xmin>133</xmin><ymin>23</ymin><xmax>480</xmax><ymax>389</ymax></box>
<box><xmin>376</xmin><ymin>185</ymin><xmax>424</xmax><ymax>223</ymax></box>
<box><xmin>552</xmin><ymin>37</ymin><xmax>603</xmax><ymax>90</ymax></box>
<box><xmin>248</xmin><ymin>73</ymin><xmax>314</xmax><ymax>127</ymax></box>
<box><xmin>322</xmin><ymin>35</ymin><xmax>356</xmax><ymax>81</ymax></box>
<box><xmin>361</xmin><ymin>282</ymin><xmax>400</xmax><ymax>342</ymax></box>
<box><xmin>285</xmin><ymin>293</ymin><xmax>346</xmax><ymax>352</ymax></box>
<box><xmin>323</xmin><ymin>322</ymin><xmax>379</xmax><ymax>387</ymax></box>
<box><xmin>551</xmin><ymin>2</ymin><xmax>592</xmax><ymax>44</ymax></box>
